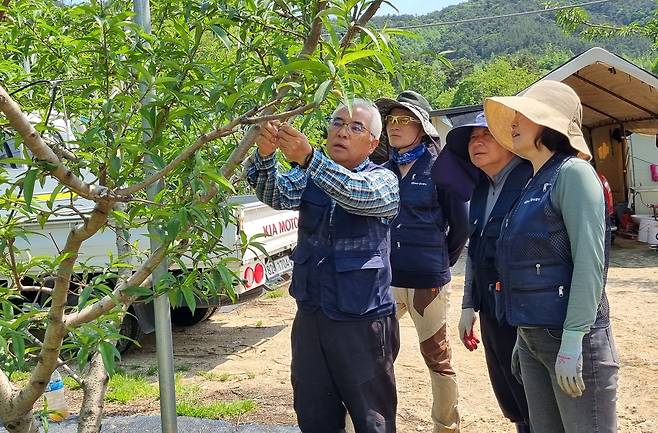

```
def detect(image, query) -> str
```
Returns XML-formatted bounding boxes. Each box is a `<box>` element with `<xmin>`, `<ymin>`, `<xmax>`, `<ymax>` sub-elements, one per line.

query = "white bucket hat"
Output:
<box><xmin>484</xmin><ymin>80</ymin><xmax>592</xmax><ymax>160</ymax></box>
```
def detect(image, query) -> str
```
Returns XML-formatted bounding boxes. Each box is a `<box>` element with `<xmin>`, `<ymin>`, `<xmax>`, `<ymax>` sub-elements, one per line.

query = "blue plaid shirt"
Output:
<box><xmin>246</xmin><ymin>149</ymin><xmax>399</xmax><ymax>223</ymax></box>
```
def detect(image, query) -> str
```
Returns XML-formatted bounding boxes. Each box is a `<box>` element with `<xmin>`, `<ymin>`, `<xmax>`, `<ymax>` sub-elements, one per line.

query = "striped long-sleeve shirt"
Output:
<box><xmin>246</xmin><ymin>149</ymin><xmax>399</xmax><ymax>223</ymax></box>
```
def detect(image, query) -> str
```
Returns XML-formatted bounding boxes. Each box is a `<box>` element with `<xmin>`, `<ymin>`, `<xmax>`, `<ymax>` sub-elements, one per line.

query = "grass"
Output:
<box><xmin>9</xmin><ymin>370</ymin><xmax>80</xmax><ymax>391</ymax></box>
<box><xmin>264</xmin><ymin>289</ymin><xmax>285</xmax><ymax>299</ymax></box>
<box><xmin>145</xmin><ymin>365</ymin><xmax>158</xmax><ymax>376</ymax></box>
<box><xmin>105</xmin><ymin>373</ymin><xmax>159</xmax><ymax>403</ymax></box>
<box><xmin>255</xmin><ymin>320</ymin><xmax>264</xmax><ymax>327</ymax></box>
<box><xmin>9</xmin><ymin>371</ymin><xmax>30</xmax><ymax>384</ymax></box>
<box><xmin>197</xmin><ymin>371</ymin><xmax>234</xmax><ymax>382</ymax></box>
<box><xmin>175</xmin><ymin>363</ymin><xmax>193</xmax><ymax>372</ymax></box>
<box><xmin>176</xmin><ymin>399</ymin><xmax>256</xmax><ymax>419</ymax></box>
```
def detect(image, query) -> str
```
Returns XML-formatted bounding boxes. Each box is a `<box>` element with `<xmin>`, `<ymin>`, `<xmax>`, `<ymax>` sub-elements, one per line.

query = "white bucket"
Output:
<box><xmin>637</xmin><ymin>217</ymin><xmax>651</xmax><ymax>243</ymax></box>
<box><xmin>647</xmin><ymin>220</ymin><xmax>658</xmax><ymax>246</ymax></box>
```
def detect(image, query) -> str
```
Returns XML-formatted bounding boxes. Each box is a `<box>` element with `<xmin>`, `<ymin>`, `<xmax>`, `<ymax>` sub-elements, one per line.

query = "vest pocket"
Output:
<box><xmin>334</xmin><ymin>255</ymin><xmax>385</xmax><ymax>315</ymax></box>
<box><xmin>289</xmin><ymin>245</ymin><xmax>313</xmax><ymax>301</ymax></box>
<box><xmin>506</xmin><ymin>262</ymin><xmax>571</xmax><ymax>327</ymax></box>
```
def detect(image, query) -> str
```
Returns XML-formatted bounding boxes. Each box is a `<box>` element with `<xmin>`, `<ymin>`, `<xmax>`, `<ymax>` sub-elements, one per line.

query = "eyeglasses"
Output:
<box><xmin>327</xmin><ymin>117</ymin><xmax>375</xmax><ymax>137</ymax></box>
<box><xmin>385</xmin><ymin>115</ymin><xmax>421</xmax><ymax>125</ymax></box>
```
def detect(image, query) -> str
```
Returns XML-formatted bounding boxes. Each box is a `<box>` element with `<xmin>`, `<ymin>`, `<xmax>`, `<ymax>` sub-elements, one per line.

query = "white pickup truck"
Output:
<box><xmin>0</xmin><ymin>119</ymin><xmax>298</xmax><ymax>348</ymax></box>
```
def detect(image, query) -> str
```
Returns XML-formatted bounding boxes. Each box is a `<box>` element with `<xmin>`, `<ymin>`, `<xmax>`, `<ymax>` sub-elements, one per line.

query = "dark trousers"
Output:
<box><xmin>480</xmin><ymin>313</ymin><xmax>530</xmax><ymax>425</ymax></box>
<box><xmin>291</xmin><ymin>309</ymin><xmax>400</xmax><ymax>433</ymax></box>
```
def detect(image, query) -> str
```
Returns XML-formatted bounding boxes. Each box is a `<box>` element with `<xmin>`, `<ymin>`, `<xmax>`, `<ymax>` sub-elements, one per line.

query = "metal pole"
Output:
<box><xmin>132</xmin><ymin>1</ymin><xmax>178</xmax><ymax>432</ymax></box>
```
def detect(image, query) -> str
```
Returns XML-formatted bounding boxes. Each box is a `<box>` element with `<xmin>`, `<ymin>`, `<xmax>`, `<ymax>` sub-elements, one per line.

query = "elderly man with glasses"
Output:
<box><xmin>247</xmin><ymin>98</ymin><xmax>401</xmax><ymax>433</ymax></box>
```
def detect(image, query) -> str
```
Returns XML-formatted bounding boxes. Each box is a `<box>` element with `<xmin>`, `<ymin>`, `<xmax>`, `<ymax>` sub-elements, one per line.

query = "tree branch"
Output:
<box><xmin>0</xmin><ymin>0</ymin><xmax>10</xmax><ymax>22</ymax></box>
<box><xmin>0</xmin><ymin>86</ymin><xmax>119</xmax><ymax>203</ymax></box>
<box><xmin>14</xmin><ymin>200</ymin><xmax>113</xmax><ymax>413</ymax></box>
<box><xmin>64</xmin><ymin>243</ymin><xmax>167</xmax><ymax>327</ymax></box>
<box><xmin>7</xmin><ymin>238</ymin><xmax>23</xmax><ymax>292</ymax></box>
<box><xmin>340</xmin><ymin>0</ymin><xmax>383</xmax><ymax>47</ymax></box>
<box><xmin>218</xmin><ymin>0</ymin><xmax>329</xmax><ymax>182</ymax></box>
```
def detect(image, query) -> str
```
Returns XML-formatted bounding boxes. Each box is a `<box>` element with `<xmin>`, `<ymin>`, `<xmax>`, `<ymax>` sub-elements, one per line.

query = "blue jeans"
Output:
<box><xmin>517</xmin><ymin>326</ymin><xmax>619</xmax><ymax>433</ymax></box>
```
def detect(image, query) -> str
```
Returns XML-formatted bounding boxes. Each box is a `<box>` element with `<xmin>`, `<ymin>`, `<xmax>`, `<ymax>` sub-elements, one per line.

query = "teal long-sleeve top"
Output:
<box><xmin>551</xmin><ymin>157</ymin><xmax>607</xmax><ymax>335</ymax></box>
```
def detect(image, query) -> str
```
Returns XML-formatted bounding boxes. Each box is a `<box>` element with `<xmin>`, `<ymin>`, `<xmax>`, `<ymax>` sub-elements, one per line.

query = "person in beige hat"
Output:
<box><xmin>484</xmin><ymin>80</ymin><xmax>618</xmax><ymax>433</ymax></box>
<box><xmin>374</xmin><ymin>91</ymin><xmax>469</xmax><ymax>433</ymax></box>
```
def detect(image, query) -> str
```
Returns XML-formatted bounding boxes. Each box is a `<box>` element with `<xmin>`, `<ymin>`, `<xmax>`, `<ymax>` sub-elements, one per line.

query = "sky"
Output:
<box><xmin>376</xmin><ymin>0</ymin><xmax>467</xmax><ymax>16</ymax></box>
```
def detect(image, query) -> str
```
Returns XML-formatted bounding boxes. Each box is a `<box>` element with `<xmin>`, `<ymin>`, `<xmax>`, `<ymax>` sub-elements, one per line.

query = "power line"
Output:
<box><xmin>380</xmin><ymin>0</ymin><xmax>612</xmax><ymax>31</ymax></box>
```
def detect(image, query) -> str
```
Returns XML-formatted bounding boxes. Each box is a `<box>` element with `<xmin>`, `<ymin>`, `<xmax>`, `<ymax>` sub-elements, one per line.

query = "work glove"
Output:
<box><xmin>555</xmin><ymin>330</ymin><xmax>586</xmax><ymax>398</ymax></box>
<box><xmin>511</xmin><ymin>338</ymin><xmax>522</xmax><ymax>384</ymax></box>
<box><xmin>458</xmin><ymin>308</ymin><xmax>480</xmax><ymax>351</ymax></box>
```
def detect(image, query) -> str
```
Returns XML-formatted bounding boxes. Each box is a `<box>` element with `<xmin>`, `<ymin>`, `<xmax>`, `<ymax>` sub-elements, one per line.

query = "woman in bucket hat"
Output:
<box><xmin>375</xmin><ymin>91</ymin><xmax>469</xmax><ymax>433</ymax></box>
<box><xmin>485</xmin><ymin>80</ymin><xmax>618</xmax><ymax>433</ymax></box>
<box><xmin>445</xmin><ymin>112</ymin><xmax>532</xmax><ymax>433</ymax></box>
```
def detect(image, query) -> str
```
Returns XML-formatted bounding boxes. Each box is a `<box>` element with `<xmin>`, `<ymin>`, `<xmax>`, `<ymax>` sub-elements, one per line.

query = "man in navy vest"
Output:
<box><xmin>247</xmin><ymin>98</ymin><xmax>401</xmax><ymax>433</ymax></box>
<box><xmin>446</xmin><ymin>113</ymin><xmax>532</xmax><ymax>433</ymax></box>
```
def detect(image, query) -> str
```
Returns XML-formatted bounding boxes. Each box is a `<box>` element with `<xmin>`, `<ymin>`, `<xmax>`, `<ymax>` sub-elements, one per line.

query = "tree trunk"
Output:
<box><xmin>3</xmin><ymin>413</ymin><xmax>39</xmax><ymax>433</ymax></box>
<box><xmin>77</xmin><ymin>354</ymin><xmax>108</xmax><ymax>433</ymax></box>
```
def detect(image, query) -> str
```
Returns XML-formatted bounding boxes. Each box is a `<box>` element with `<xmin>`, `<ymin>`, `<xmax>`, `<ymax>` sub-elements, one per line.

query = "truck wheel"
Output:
<box><xmin>117</xmin><ymin>307</ymin><xmax>143</xmax><ymax>353</ymax></box>
<box><xmin>170</xmin><ymin>306</ymin><xmax>217</xmax><ymax>326</ymax></box>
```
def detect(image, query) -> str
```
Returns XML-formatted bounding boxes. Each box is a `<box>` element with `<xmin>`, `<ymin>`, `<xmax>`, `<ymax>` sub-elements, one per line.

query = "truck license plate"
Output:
<box><xmin>265</xmin><ymin>255</ymin><xmax>293</xmax><ymax>279</ymax></box>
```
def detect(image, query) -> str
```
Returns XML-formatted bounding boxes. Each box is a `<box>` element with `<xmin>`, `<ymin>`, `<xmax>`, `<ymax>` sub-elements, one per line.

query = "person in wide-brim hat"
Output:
<box><xmin>484</xmin><ymin>79</ymin><xmax>591</xmax><ymax>160</ymax></box>
<box><xmin>375</xmin><ymin>90</ymin><xmax>468</xmax><ymax>433</ymax></box>
<box><xmin>375</xmin><ymin>90</ymin><xmax>441</xmax><ymax>141</ymax></box>
<box><xmin>483</xmin><ymin>80</ymin><xmax>619</xmax><ymax>433</ymax></box>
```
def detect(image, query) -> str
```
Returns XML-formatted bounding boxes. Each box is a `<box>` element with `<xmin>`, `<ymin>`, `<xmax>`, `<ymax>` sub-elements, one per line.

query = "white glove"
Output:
<box><xmin>458</xmin><ymin>308</ymin><xmax>479</xmax><ymax>351</ymax></box>
<box><xmin>555</xmin><ymin>330</ymin><xmax>586</xmax><ymax>398</ymax></box>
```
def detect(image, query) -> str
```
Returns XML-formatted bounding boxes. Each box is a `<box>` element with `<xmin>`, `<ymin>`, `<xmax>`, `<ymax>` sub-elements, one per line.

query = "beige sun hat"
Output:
<box><xmin>484</xmin><ymin>80</ymin><xmax>592</xmax><ymax>160</ymax></box>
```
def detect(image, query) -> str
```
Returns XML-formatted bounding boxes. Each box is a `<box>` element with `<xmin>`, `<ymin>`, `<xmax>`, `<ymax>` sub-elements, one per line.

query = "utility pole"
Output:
<box><xmin>132</xmin><ymin>1</ymin><xmax>178</xmax><ymax>432</ymax></box>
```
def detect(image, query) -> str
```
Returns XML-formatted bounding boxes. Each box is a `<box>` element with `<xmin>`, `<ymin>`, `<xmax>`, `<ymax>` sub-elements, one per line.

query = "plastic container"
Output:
<box><xmin>647</xmin><ymin>220</ymin><xmax>658</xmax><ymax>245</ymax></box>
<box><xmin>44</xmin><ymin>369</ymin><xmax>69</xmax><ymax>421</ymax></box>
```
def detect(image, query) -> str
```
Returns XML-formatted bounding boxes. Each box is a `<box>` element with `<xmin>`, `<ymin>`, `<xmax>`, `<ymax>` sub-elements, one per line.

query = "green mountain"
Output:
<box><xmin>372</xmin><ymin>0</ymin><xmax>655</xmax><ymax>62</ymax></box>
<box><xmin>368</xmin><ymin>0</ymin><xmax>656</xmax><ymax>108</ymax></box>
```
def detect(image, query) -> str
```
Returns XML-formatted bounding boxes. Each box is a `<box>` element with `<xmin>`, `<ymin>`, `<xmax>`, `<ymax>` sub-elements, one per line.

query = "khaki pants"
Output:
<box><xmin>346</xmin><ymin>285</ymin><xmax>460</xmax><ymax>433</ymax></box>
<box><xmin>393</xmin><ymin>285</ymin><xmax>460</xmax><ymax>433</ymax></box>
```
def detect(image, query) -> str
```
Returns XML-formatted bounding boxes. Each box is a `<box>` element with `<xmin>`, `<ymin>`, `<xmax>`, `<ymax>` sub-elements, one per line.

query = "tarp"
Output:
<box><xmin>528</xmin><ymin>47</ymin><xmax>658</xmax><ymax>135</ymax></box>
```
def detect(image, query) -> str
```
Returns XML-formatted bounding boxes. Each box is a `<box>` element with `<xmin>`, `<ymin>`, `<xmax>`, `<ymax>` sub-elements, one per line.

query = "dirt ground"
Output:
<box><xmin>104</xmin><ymin>238</ymin><xmax>657</xmax><ymax>432</ymax></box>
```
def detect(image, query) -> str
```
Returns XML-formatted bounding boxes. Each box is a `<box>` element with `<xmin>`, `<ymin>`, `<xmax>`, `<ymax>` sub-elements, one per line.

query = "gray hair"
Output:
<box><xmin>331</xmin><ymin>98</ymin><xmax>383</xmax><ymax>139</ymax></box>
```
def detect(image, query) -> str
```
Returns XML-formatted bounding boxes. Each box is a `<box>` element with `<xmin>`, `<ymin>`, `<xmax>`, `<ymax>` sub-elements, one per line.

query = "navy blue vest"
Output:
<box><xmin>497</xmin><ymin>153</ymin><xmax>610</xmax><ymax>329</ymax></box>
<box><xmin>289</xmin><ymin>161</ymin><xmax>395</xmax><ymax>320</ymax></box>
<box><xmin>385</xmin><ymin>149</ymin><xmax>450</xmax><ymax>288</ymax></box>
<box><xmin>468</xmin><ymin>160</ymin><xmax>532</xmax><ymax>317</ymax></box>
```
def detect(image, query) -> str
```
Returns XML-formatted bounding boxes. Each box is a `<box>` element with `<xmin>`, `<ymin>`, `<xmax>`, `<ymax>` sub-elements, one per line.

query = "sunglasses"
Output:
<box><xmin>385</xmin><ymin>115</ymin><xmax>421</xmax><ymax>125</ymax></box>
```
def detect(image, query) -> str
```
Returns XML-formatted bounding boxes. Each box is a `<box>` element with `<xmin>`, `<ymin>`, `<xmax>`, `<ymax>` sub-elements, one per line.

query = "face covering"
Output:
<box><xmin>390</xmin><ymin>142</ymin><xmax>426</xmax><ymax>165</ymax></box>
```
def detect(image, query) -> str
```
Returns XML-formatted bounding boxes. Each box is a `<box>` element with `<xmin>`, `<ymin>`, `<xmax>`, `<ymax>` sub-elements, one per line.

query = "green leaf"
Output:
<box><xmin>99</xmin><ymin>341</ymin><xmax>118</xmax><ymax>376</ymax></box>
<box><xmin>356</xmin><ymin>25</ymin><xmax>380</xmax><ymax>49</ymax></box>
<box><xmin>46</xmin><ymin>184</ymin><xmax>65</xmax><ymax>210</ymax></box>
<box><xmin>339</xmin><ymin>49</ymin><xmax>378</xmax><ymax>66</ymax></box>
<box><xmin>280</xmin><ymin>60</ymin><xmax>330</xmax><ymax>74</ymax></box>
<box><xmin>202</xmin><ymin>170</ymin><xmax>236</xmax><ymax>194</ymax></box>
<box><xmin>181</xmin><ymin>286</ymin><xmax>197</xmax><ymax>314</ymax></box>
<box><xmin>210</xmin><ymin>25</ymin><xmax>231</xmax><ymax>49</ymax></box>
<box><xmin>11</xmin><ymin>335</ymin><xmax>25</xmax><ymax>370</ymax></box>
<box><xmin>121</xmin><ymin>285</ymin><xmax>153</xmax><ymax>298</ymax></box>
<box><xmin>22</xmin><ymin>169</ymin><xmax>38</xmax><ymax>211</ymax></box>
<box><xmin>109</xmin><ymin>156</ymin><xmax>121</xmax><ymax>179</ymax></box>
<box><xmin>313</xmin><ymin>79</ymin><xmax>333</xmax><ymax>106</ymax></box>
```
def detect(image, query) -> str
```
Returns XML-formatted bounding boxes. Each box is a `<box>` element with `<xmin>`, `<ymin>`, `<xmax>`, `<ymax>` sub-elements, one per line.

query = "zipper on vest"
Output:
<box><xmin>558</xmin><ymin>286</ymin><xmax>564</xmax><ymax>297</ymax></box>
<box><xmin>396</xmin><ymin>241</ymin><xmax>401</xmax><ymax>249</ymax></box>
<box><xmin>535</xmin><ymin>263</ymin><xmax>541</xmax><ymax>275</ymax></box>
